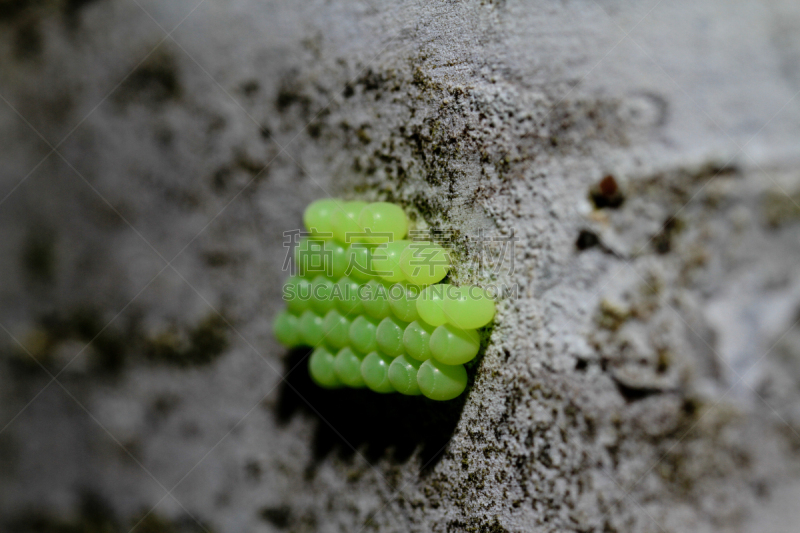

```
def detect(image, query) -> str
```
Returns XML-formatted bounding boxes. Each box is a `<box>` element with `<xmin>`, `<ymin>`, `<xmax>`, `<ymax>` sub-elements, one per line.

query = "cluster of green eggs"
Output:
<box><xmin>272</xmin><ymin>199</ymin><xmax>495</xmax><ymax>401</ymax></box>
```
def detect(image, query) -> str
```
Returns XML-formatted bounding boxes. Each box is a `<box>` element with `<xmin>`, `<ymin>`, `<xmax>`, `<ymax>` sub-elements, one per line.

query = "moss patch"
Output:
<box><xmin>10</xmin><ymin>310</ymin><xmax>229</xmax><ymax>374</ymax></box>
<box><xmin>762</xmin><ymin>188</ymin><xmax>800</xmax><ymax>227</ymax></box>
<box><xmin>114</xmin><ymin>49</ymin><xmax>182</xmax><ymax>108</ymax></box>
<box><xmin>144</xmin><ymin>314</ymin><xmax>229</xmax><ymax>367</ymax></box>
<box><xmin>5</xmin><ymin>491</ymin><xmax>210</xmax><ymax>533</ymax></box>
<box><xmin>22</xmin><ymin>228</ymin><xmax>56</xmax><ymax>284</ymax></box>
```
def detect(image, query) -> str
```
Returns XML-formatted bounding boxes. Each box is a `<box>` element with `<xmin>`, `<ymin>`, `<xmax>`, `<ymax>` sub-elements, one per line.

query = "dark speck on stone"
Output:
<box><xmin>575</xmin><ymin>229</ymin><xmax>599</xmax><ymax>251</ymax></box>
<box><xmin>63</xmin><ymin>0</ymin><xmax>102</xmax><ymax>28</ymax></box>
<box><xmin>590</xmin><ymin>174</ymin><xmax>625</xmax><ymax>209</ymax></box>
<box><xmin>241</xmin><ymin>79</ymin><xmax>260</xmax><ymax>96</ymax></box>
<box><xmin>114</xmin><ymin>49</ymin><xmax>182</xmax><ymax>107</ymax></box>
<box><xmin>13</xmin><ymin>21</ymin><xmax>43</xmax><ymax>60</ymax></box>
<box><xmin>260</xmin><ymin>505</ymin><xmax>291</xmax><ymax>528</ymax></box>
<box><xmin>22</xmin><ymin>229</ymin><xmax>56</xmax><ymax>283</ymax></box>
<box><xmin>0</xmin><ymin>0</ymin><xmax>31</xmax><ymax>22</ymax></box>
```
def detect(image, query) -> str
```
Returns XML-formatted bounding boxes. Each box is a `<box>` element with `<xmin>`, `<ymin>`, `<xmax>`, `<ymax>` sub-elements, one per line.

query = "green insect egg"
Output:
<box><xmin>308</xmin><ymin>346</ymin><xmax>342</xmax><ymax>389</ymax></box>
<box><xmin>309</xmin><ymin>275</ymin><xmax>336</xmax><ymax>315</ymax></box>
<box><xmin>399</xmin><ymin>241</ymin><xmax>450</xmax><ymax>286</ymax></box>
<box><xmin>416</xmin><ymin>284</ymin><xmax>449</xmax><ymax>327</ymax></box>
<box><xmin>303</xmin><ymin>198</ymin><xmax>339</xmax><ymax>236</ymax></box>
<box><xmin>344</xmin><ymin>244</ymin><xmax>373</xmax><ymax>282</ymax></box>
<box><xmin>334</xmin><ymin>347</ymin><xmax>367</xmax><ymax>388</ymax></box>
<box><xmin>286</xmin><ymin>200</ymin><xmax>494</xmax><ymax>398</ymax></box>
<box><xmin>444</xmin><ymin>286</ymin><xmax>496</xmax><ymax>329</ymax></box>
<box><xmin>357</xmin><ymin>202</ymin><xmax>408</xmax><ymax>243</ymax></box>
<box><xmin>295</xmin><ymin>236</ymin><xmax>331</xmax><ymax>277</ymax></box>
<box><xmin>402</xmin><ymin>320</ymin><xmax>436</xmax><ymax>361</ymax></box>
<box><xmin>349</xmin><ymin>315</ymin><xmax>379</xmax><ymax>354</ymax></box>
<box><xmin>331</xmin><ymin>200</ymin><xmax>369</xmax><ymax>244</ymax></box>
<box><xmin>362</xmin><ymin>279</ymin><xmax>392</xmax><ymax>320</ymax></box>
<box><xmin>388</xmin><ymin>354</ymin><xmax>423</xmax><ymax>395</ymax></box>
<box><xmin>360</xmin><ymin>351</ymin><xmax>396</xmax><ymax>393</ymax></box>
<box><xmin>273</xmin><ymin>310</ymin><xmax>300</xmax><ymax>347</ymax></box>
<box><xmin>329</xmin><ymin>240</ymin><xmax>350</xmax><ymax>279</ymax></box>
<box><xmin>284</xmin><ymin>276</ymin><xmax>312</xmax><ymax>314</ymax></box>
<box><xmin>430</xmin><ymin>324</ymin><xmax>480</xmax><ymax>365</ymax></box>
<box><xmin>417</xmin><ymin>359</ymin><xmax>467</xmax><ymax>401</ymax></box>
<box><xmin>299</xmin><ymin>310</ymin><xmax>325</xmax><ymax>346</ymax></box>
<box><xmin>371</xmin><ymin>239</ymin><xmax>410</xmax><ymax>283</ymax></box>
<box><xmin>335</xmin><ymin>276</ymin><xmax>364</xmax><ymax>315</ymax></box>
<box><xmin>322</xmin><ymin>310</ymin><xmax>352</xmax><ymax>349</ymax></box>
<box><xmin>376</xmin><ymin>315</ymin><xmax>409</xmax><ymax>357</ymax></box>
<box><xmin>388</xmin><ymin>282</ymin><xmax>422</xmax><ymax>323</ymax></box>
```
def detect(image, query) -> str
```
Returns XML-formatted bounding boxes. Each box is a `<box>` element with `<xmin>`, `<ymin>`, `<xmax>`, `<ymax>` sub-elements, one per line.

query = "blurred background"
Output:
<box><xmin>1</xmin><ymin>1</ymin><xmax>800</xmax><ymax>532</ymax></box>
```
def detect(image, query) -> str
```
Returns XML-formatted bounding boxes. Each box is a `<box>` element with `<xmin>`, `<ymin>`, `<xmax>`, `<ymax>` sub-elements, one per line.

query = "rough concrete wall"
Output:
<box><xmin>2</xmin><ymin>1</ymin><xmax>800</xmax><ymax>532</ymax></box>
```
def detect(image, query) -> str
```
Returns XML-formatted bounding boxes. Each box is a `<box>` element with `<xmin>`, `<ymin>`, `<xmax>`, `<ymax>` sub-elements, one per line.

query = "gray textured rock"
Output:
<box><xmin>1</xmin><ymin>1</ymin><xmax>800</xmax><ymax>532</ymax></box>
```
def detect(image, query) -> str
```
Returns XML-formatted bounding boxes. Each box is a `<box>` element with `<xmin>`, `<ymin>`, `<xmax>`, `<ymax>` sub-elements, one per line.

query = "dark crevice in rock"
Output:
<box><xmin>275</xmin><ymin>347</ymin><xmax>465</xmax><ymax>475</ymax></box>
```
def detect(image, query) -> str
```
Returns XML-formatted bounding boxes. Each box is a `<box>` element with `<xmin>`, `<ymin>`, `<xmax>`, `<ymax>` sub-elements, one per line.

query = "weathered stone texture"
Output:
<box><xmin>1</xmin><ymin>1</ymin><xmax>800</xmax><ymax>532</ymax></box>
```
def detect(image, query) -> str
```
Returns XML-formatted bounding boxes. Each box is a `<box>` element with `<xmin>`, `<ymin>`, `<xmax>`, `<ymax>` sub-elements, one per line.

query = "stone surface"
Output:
<box><xmin>1</xmin><ymin>1</ymin><xmax>800</xmax><ymax>532</ymax></box>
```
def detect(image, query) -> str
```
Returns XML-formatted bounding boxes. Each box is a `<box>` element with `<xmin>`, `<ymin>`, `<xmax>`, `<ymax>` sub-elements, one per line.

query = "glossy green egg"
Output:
<box><xmin>360</xmin><ymin>351</ymin><xmax>396</xmax><ymax>393</ymax></box>
<box><xmin>416</xmin><ymin>284</ymin><xmax>449</xmax><ymax>327</ymax></box>
<box><xmin>309</xmin><ymin>275</ymin><xmax>336</xmax><ymax>315</ymax></box>
<box><xmin>334</xmin><ymin>347</ymin><xmax>367</xmax><ymax>388</ymax></box>
<box><xmin>362</xmin><ymin>279</ymin><xmax>392</xmax><ymax>320</ymax></box>
<box><xmin>329</xmin><ymin>240</ymin><xmax>349</xmax><ymax>279</ymax></box>
<box><xmin>376</xmin><ymin>316</ymin><xmax>409</xmax><ymax>357</ymax></box>
<box><xmin>388</xmin><ymin>354</ymin><xmax>422</xmax><ymax>395</ymax></box>
<box><xmin>295</xmin><ymin>237</ymin><xmax>330</xmax><ymax>277</ymax></box>
<box><xmin>399</xmin><ymin>241</ymin><xmax>450</xmax><ymax>285</ymax></box>
<box><xmin>298</xmin><ymin>310</ymin><xmax>324</xmax><ymax>346</ymax></box>
<box><xmin>372</xmin><ymin>240</ymin><xmax>410</xmax><ymax>283</ymax></box>
<box><xmin>357</xmin><ymin>202</ymin><xmax>408</xmax><ymax>243</ymax></box>
<box><xmin>332</xmin><ymin>201</ymin><xmax>369</xmax><ymax>244</ymax></box>
<box><xmin>335</xmin><ymin>276</ymin><xmax>364</xmax><ymax>315</ymax></box>
<box><xmin>388</xmin><ymin>282</ymin><xmax>422</xmax><ymax>323</ymax></box>
<box><xmin>430</xmin><ymin>324</ymin><xmax>480</xmax><ymax>365</ymax></box>
<box><xmin>284</xmin><ymin>276</ymin><xmax>312</xmax><ymax>314</ymax></box>
<box><xmin>308</xmin><ymin>346</ymin><xmax>342</xmax><ymax>388</ymax></box>
<box><xmin>322</xmin><ymin>310</ymin><xmax>351</xmax><ymax>349</ymax></box>
<box><xmin>345</xmin><ymin>244</ymin><xmax>373</xmax><ymax>282</ymax></box>
<box><xmin>402</xmin><ymin>320</ymin><xmax>436</xmax><ymax>361</ymax></box>
<box><xmin>349</xmin><ymin>315</ymin><xmax>379</xmax><ymax>354</ymax></box>
<box><xmin>303</xmin><ymin>198</ymin><xmax>339</xmax><ymax>236</ymax></box>
<box><xmin>444</xmin><ymin>286</ymin><xmax>496</xmax><ymax>329</ymax></box>
<box><xmin>273</xmin><ymin>310</ymin><xmax>300</xmax><ymax>347</ymax></box>
<box><xmin>417</xmin><ymin>359</ymin><xmax>467</xmax><ymax>401</ymax></box>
